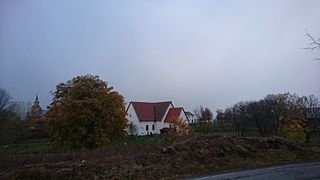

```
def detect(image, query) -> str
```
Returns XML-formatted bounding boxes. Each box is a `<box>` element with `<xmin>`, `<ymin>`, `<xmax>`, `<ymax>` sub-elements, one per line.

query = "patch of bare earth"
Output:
<box><xmin>1</xmin><ymin>135</ymin><xmax>320</xmax><ymax>179</ymax></box>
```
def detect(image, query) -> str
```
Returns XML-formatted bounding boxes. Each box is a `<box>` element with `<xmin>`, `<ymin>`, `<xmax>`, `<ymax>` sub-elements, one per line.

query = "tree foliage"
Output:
<box><xmin>46</xmin><ymin>75</ymin><xmax>128</xmax><ymax>149</ymax></box>
<box><xmin>273</xmin><ymin>93</ymin><xmax>305</xmax><ymax>136</ymax></box>
<box><xmin>171</xmin><ymin>117</ymin><xmax>189</xmax><ymax>136</ymax></box>
<box><xmin>282</xmin><ymin>118</ymin><xmax>306</xmax><ymax>142</ymax></box>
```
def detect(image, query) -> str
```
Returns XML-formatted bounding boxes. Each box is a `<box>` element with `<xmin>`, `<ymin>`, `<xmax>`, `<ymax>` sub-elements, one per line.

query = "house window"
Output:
<box><xmin>146</xmin><ymin>125</ymin><xmax>149</xmax><ymax>131</ymax></box>
<box><xmin>152</xmin><ymin>124</ymin><xmax>155</xmax><ymax>130</ymax></box>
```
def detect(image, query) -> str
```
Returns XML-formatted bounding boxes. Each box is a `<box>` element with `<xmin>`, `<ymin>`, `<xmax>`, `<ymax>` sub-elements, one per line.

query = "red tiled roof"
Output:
<box><xmin>164</xmin><ymin>107</ymin><xmax>183</xmax><ymax>123</ymax></box>
<box><xmin>130</xmin><ymin>101</ymin><xmax>173</xmax><ymax>122</ymax></box>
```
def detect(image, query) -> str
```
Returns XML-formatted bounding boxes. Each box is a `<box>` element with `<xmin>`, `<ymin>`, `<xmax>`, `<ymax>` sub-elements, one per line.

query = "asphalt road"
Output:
<box><xmin>192</xmin><ymin>162</ymin><xmax>320</xmax><ymax>180</ymax></box>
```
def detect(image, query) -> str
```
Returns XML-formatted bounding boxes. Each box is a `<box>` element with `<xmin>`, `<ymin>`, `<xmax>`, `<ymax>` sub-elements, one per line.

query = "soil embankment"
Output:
<box><xmin>1</xmin><ymin>135</ymin><xmax>319</xmax><ymax>179</ymax></box>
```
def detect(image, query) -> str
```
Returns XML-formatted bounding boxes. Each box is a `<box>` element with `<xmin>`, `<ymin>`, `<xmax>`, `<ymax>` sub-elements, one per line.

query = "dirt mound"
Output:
<box><xmin>1</xmin><ymin>135</ymin><xmax>318</xmax><ymax>179</ymax></box>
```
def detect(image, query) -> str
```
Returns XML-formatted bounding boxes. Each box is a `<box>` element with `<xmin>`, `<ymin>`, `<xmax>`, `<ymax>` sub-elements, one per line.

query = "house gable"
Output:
<box><xmin>126</xmin><ymin>101</ymin><xmax>189</xmax><ymax>136</ymax></box>
<box><xmin>164</xmin><ymin>107</ymin><xmax>188</xmax><ymax>123</ymax></box>
<box><xmin>127</xmin><ymin>101</ymin><xmax>173</xmax><ymax>122</ymax></box>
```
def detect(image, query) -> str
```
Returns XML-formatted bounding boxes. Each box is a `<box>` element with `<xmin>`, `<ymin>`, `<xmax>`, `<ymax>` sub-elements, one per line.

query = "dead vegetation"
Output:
<box><xmin>1</xmin><ymin>135</ymin><xmax>320</xmax><ymax>179</ymax></box>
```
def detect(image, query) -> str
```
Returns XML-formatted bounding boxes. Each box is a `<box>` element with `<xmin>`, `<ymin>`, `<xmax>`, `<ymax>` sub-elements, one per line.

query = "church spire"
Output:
<box><xmin>35</xmin><ymin>93</ymin><xmax>39</xmax><ymax>104</ymax></box>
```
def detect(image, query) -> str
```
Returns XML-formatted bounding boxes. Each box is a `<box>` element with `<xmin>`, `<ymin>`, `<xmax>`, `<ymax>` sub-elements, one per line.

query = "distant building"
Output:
<box><xmin>28</xmin><ymin>94</ymin><xmax>47</xmax><ymax>121</ymax></box>
<box><xmin>126</xmin><ymin>101</ymin><xmax>189</xmax><ymax>136</ymax></box>
<box><xmin>185</xmin><ymin>111</ymin><xmax>196</xmax><ymax>123</ymax></box>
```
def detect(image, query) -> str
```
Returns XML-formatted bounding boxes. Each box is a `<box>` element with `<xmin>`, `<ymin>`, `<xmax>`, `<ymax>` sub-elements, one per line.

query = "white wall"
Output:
<box><xmin>138</xmin><ymin>121</ymin><xmax>158</xmax><ymax>135</ymax></box>
<box><xmin>126</xmin><ymin>104</ymin><xmax>140</xmax><ymax>135</ymax></box>
<box><xmin>179</xmin><ymin>110</ymin><xmax>188</xmax><ymax>122</ymax></box>
<box><xmin>127</xmin><ymin>103</ymin><xmax>188</xmax><ymax>136</ymax></box>
<box><xmin>126</xmin><ymin>104</ymin><xmax>165</xmax><ymax>135</ymax></box>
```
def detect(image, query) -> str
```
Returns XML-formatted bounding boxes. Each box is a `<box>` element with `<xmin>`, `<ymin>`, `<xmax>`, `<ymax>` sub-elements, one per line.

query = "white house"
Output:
<box><xmin>126</xmin><ymin>101</ymin><xmax>188</xmax><ymax>136</ymax></box>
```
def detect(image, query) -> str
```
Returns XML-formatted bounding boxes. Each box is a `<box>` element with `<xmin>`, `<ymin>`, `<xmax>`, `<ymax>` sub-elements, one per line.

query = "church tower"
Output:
<box><xmin>31</xmin><ymin>94</ymin><xmax>42</xmax><ymax>115</ymax></box>
<box><xmin>28</xmin><ymin>94</ymin><xmax>46</xmax><ymax>121</ymax></box>
<box><xmin>35</xmin><ymin>94</ymin><xmax>39</xmax><ymax>106</ymax></box>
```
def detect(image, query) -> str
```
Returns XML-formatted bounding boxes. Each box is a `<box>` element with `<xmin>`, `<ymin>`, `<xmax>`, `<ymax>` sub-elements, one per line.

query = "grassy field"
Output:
<box><xmin>1</xmin><ymin>125</ymin><xmax>320</xmax><ymax>154</ymax></box>
<box><xmin>118</xmin><ymin>135</ymin><xmax>175</xmax><ymax>145</ymax></box>
<box><xmin>0</xmin><ymin>142</ymin><xmax>52</xmax><ymax>153</ymax></box>
<box><xmin>190</xmin><ymin>123</ymin><xmax>261</xmax><ymax>137</ymax></box>
<box><xmin>0</xmin><ymin>135</ymin><xmax>175</xmax><ymax>154</ymax></box>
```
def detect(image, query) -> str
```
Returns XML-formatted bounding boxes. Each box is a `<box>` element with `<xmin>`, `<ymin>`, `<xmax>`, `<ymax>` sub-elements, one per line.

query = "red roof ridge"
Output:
<box><xmin>164</xmin><ymin>107</ymin><xmax>183</xmax><ymax>123</ymax></box>
<box><xmin>131</xmin><ymin>101</ymin><xmax>173</xmax><ymax>104</ymax></box>
<box><xmin>128</xmin><ymin>101</ymin><xmax>174</xmax><ymax>122</ymax></box>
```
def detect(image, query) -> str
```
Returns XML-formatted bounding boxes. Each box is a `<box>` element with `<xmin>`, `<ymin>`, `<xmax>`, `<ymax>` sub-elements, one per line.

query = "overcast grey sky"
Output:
<box><xmin>0</xmin><ymin>0</ymin><xmax>319</xmax><ymax>114</ymax></box>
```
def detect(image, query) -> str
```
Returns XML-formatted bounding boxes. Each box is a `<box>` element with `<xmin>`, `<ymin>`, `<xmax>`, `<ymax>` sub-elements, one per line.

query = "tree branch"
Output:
<box><xmin>304</xmin><ymin>30</ymin><xmax>320</xmax><ymax>52</ymax></box>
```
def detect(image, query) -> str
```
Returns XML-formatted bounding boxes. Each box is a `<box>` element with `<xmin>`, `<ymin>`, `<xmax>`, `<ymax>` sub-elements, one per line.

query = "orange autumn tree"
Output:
<box><xmin>171</xmin><ymin>117</ymin><xmax>189</xmax><ymax>136</ymax></box>
<box><xmin>46</xmin><ymin>74</ymin><xmax>127</xmax><ymax>149</ymax></box>
<box><xmin>282</xmin><ymin>118</ymin><xmax>306</xmax><ymax>142</ymax></box>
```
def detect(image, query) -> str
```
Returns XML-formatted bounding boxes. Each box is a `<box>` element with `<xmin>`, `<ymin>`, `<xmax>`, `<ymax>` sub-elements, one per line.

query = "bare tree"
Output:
<box><xmin>216</xmin><ymin>108</ymin><xmax>223</xmax><ymax>115</ymax></box>
<box><xmin>11</xmin><ymin>101</ymin><xmax>30</xmax><ymax>120</ymax></box>
<box><xmin>221</xmin><ymin>93</ymin><xmax>308</xmax><ymax>138</ymax></box>
<box><xmin>247</xmin><ymin>101</ymin><xmax>264</xmax><ymax>136</ymax></box>
<box><xmin>0</xmin><ymin>87</ymin><xmax>17</xmax><ymax>121</ymax></box>
<box><xmin>224</xmin><ymin>105</ymin><xmax>244</xmax><ymax>136</ymax></box>
<box><xmin>263</xmin><ymin>94</ymin><xmax>278</xmax><ymax>134</ymax></box>
<box><xmin>194</xmin><ymin>106</ymin><xmax>204</xmax><ymax>122</ymax></box>
<box><xmin>0</xmin><ymin>88</ymin><xmax>30</xmax><ymax>120</ymax></box>
<box><xmin>0</xmin><ymin>87</ymin><xmax>12</xmax><ymax>111</ymax></box>
<box><xmin>223</xmin><ymin>101</ymin><xmax>252</xmax><ymax>137</ymax></box>
<box><xmin>202</xmin><ymin>108</ymin><xmax>213</xmax><ymax>123</ymax></box>
<box><xmin>304</xmin><ymin>30</ymin><xmax>320</xmax><ymax>60</ymax></box>
<box><xmin>194</xmin><ymin>106</ymin><xmax>213</xmax><ymax>123</ymax></box>
<box><xmin>235</xmin><ymin>101</ymin><xmax>251</xmax><ymax>137</ymax></box>
<box><xmin>0</xmin><ymin>88</ymin><xmax>18</xmax><ymax>143</ymax></box>
<box><xmin>302</xmin><ymin>95</ymin><xmax>320</xmax><ymax>143</ymax></box>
